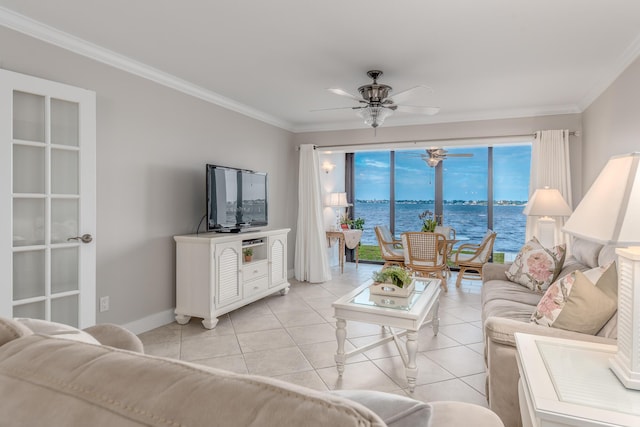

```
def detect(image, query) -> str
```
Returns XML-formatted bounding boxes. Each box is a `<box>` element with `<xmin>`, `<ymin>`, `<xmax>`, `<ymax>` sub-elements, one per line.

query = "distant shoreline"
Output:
<box><xmin>356</xmin><ymin>200</ymin><xmax>527</xmax><ymax>206</ymax></box>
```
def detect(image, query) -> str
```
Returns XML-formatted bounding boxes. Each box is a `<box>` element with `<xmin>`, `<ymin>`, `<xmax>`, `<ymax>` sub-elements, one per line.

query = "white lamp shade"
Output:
<box><xmin>563</xmin><ymin>152</ymin><xmax>640</xmax><ymax>245</ymax></box>
<box><xmin>523</xmin><ymin>187</ymin><xmax>572</xmax><ymax>217</ymax></box>
<box><xmin>326</xmin><ymin>192</ymin><xmax>349</xmax><ymax>208</ymax></box>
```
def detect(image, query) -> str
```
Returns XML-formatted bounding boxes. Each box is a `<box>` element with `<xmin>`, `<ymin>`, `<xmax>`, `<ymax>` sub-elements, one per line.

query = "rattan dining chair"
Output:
<box><xmin>453</xmin><ymin>230</ymin><xmax>497</xmax><ymax>288</ymax></box>
<box><xmin>401</xmin><ymin>232</ymin><xmax>448</xmax><ymax>292</ymax></box>
<box><xmin>374</xmin><ymin>225</ymin><xmax>405</xmax><ymax>268</ymax></box>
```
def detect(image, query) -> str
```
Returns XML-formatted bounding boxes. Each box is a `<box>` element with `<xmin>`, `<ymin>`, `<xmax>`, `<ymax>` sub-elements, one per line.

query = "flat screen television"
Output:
<box><xmin>206</xmin><ymin>164</ymin><xmax>268</xmax><ymax>232</ymax></box>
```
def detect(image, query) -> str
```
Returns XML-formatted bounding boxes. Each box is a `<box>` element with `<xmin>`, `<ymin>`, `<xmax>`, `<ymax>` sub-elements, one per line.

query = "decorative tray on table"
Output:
<box><xmin>369</xmin><ymin>280</ymin><xmax>415</xmax><ymax>297</ymax></box>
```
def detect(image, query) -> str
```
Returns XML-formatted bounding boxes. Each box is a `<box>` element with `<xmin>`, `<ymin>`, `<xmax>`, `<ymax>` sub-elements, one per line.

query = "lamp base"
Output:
<box><xmin>610</xmin><ymin>354</ymin><xmax>640</xmax><ymax>390</ymax></box>
<box><xmin>610</xmin><ymin>246</ymin><xmax>640</xmax><ymax>390</ymax></box>
<box><xmin>537</xmin><ymin>217</ymin><xmax>556</xmax><ymax>248</ymax></box>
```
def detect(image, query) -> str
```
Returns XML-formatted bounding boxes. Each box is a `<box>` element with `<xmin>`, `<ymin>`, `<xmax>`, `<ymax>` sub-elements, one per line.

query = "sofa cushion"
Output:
<box><xmin>483</xmin><ymin>298</ymin><xmax>538</xmax><ymax>324</ymax></box>
<box><xmin>505</xmin><ymin>238</ymin><xmax>566</xmax><ymax>293</ymax></box>
<box><xmin>331</xmin><ymin>390</ymin><xmax>431</xmax><ymax>427</ymax></box>
<box><xmin>530</xmin><ymin>264</ymin><xmax>617</xmax><ymax>335</ymax></box>
<box><xmin>15</xmin><ymin>318</ymin><xmax>100</xmax><ymax>345</ymax></box>
<box><xmin>571</xmin><ymin>238</ymin><xmax>603</xmax><ymax>268</ymax></box>
<box><xmin>599</xmin><ymin>244</ymin><xmax>618</xmax><ymax>266</ymax></box>
<box><xmin>482</xmin><ymin>279</ymin><xmax>543</xmax><ymax>307</ymax></box>
<box><xmin>0</xmin><ymin>335</ymin><xmax>386</xmax><ymax>427</ymax></box>
<box><xmin>0</xmin><ymin>317</ymin><xmax>32</xmax><ymax>347</ymax></box>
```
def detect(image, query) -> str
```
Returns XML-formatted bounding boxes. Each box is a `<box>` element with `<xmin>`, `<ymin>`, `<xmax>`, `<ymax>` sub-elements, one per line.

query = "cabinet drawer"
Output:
<box><xmin>243</xmin><ymin>276</ymin><xmax>269</xmax><ymax>298</ymax></box>
<box><xmin>242</xmin><ymin>261</ymin><xmax>268</xmax><ymax>282</ymax></box>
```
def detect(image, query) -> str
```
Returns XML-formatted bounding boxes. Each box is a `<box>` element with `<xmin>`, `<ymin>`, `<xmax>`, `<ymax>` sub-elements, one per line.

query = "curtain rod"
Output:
<box><xmin>314</xmin><ymin>130</ymin><xmax>579</xmax><ymax>152</ymax></box>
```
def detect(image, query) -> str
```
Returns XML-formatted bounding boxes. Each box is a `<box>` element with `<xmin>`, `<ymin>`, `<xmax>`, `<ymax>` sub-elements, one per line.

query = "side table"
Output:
<box><xmin>515</xmin><ymin>333</ymin><xmax>640</xmax><ymax>427</ymax></box>
<box><xmin>326</xmin><ymin>230</ymin><xmax>362</xmax><ymax>273</ymax></box>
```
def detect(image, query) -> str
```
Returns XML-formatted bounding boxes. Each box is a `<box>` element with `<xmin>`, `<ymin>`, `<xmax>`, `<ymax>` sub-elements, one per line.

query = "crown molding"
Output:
<box><xmin>579</xmin><ymin>32</ymin><xmax>640</xmax><ymax>111</ymax></box>
<box><xmin>291</xmin><ymin>104</ymin><xmax>582</xmax><ymax>133</ymax></box>
<box><xmin>0</xmin><ymin>7</ymin><xmax>294</xmax><ymax>132</ymax></box>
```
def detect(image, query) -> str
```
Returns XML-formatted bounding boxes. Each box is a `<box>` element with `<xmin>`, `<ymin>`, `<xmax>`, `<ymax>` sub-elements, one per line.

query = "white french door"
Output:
<box><xmin>0</xmin><ymin>69</ymin><xmax>96</xmax><ymax>328</ymax></box>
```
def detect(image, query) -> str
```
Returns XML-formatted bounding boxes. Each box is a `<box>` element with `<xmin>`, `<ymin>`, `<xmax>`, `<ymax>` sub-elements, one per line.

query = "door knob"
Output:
<box><xmin>67</xmin><ymin>234</ymin><xmax>93</xmax><ymax>244</ymax></box>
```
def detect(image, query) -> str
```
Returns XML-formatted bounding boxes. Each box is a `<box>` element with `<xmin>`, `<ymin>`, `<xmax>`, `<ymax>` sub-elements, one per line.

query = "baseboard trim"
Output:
<box><xmin>121</xmin><ymin>309</ymin><xmax>175</xmax><ymax>335</ymax></box>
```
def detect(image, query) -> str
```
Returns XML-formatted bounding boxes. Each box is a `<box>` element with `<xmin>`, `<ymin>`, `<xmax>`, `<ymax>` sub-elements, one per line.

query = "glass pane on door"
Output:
<box><xmin>51</xmin><ymin>149</ymin><xmax>79</xmax><ymax>194</ymax></box>
<box><xmin>52</xmin><ymin>247</ymin><xmax>79</xmax><ymax>293</ymax></box>
<box><xmin>51</xmin><ymin>199</ymin><xmax>78</xmax><ymax>244</ymax></box>
<box><xmin>13</xmin><ymin>250</ymin><xmax>45</xmax><ymax>300</ymax></box>
<box><xmin>354</xmin><ymin>152</ymin><xmax>390</xmax><ymax>262</ymax></box>
<box><xmin>51</xmin><ymin>98</ymin><xmax>79</xmax><ymax>146</ymax></box>
<box><xmin>14</xmin><ymin>301</ymin><xmax>45</xmax><ymax>320</ymax></box>
<box><xmin>13</xmin><ymin>145</ymin><xmax>45</xmax><ymax>194</ymax></box>
<box><xmin>394</xmin><ymin>150</ymin><xmax>436</xmax><ymax>234</ymax></box>
<box><xmin>52</xmin><ymin>295</ymin><xmax>79</xmax><ymax>327</ymax></box>
<box><xmin>443</xmin><ymin>147</ymin><xmax>488</xmax><ymax>245</ymax></box>
<box><xmin>493</xmin><ymin>145</ymin><xmax>531</xmax><ymax>261</ymax></box>
<box><xmin>13</xmin><ymin>198</ymin><xmax>45</xmax><ymax>246</ymax></box>
<box><xmin>12</xmin><ymin>91</ymin><xmax>45</xmax><ymax>142</ymax></box>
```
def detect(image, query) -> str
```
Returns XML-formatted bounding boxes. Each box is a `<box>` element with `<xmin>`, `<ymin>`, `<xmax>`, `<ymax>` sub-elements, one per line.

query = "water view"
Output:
<box><xmin>354</xmin><ymin>201</ymin><xmax>526</xmax><ymax>255</ymax></box>
<box><xmin>353</xmin><ymin>145</ymin><xmax>532</xmax><ymax>259</ymax></box>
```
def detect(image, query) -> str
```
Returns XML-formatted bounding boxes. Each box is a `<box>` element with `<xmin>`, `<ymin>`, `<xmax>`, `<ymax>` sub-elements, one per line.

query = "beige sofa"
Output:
<box><xmin>0</xmin><ymin>317</ymin><xmax>504</xmax><ymax>426</ymax></box>
<box><xmin>481</xmin><ymin>239</ymin><xmax>618</xmax><ymax>427</ymax></box>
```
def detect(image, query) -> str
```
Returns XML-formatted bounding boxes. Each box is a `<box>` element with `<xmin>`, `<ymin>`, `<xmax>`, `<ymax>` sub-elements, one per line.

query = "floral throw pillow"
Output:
<box><xmin>505</xmin><ymin>237</ymin><xmax>566</xmax><ymax>292</ymax></box>
<box><xmin>530</xmin><ymin>263</ymin><xmax>617</xmax><ymax>335</ymax></box>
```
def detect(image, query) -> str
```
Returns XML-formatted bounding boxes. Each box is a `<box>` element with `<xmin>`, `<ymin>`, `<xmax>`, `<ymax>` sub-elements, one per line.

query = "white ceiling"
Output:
<box><xmin>1</xmin><ymin>0</ymin><xmax>640</xmax><ymax>133</ymax></box>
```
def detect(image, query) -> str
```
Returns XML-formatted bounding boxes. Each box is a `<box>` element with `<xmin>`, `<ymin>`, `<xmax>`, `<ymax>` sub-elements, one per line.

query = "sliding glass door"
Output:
<box><xmin>351</xmin><ymin>143</ymin><xmax>531</xmax><ymax>263</ymax></box>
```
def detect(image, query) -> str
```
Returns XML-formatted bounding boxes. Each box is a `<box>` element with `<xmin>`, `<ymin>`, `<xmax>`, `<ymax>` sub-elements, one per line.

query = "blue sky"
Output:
<box><xmin>354</xmin><ymin>145</ymin><xmax>531</xmax><ymax>201</ymax></box>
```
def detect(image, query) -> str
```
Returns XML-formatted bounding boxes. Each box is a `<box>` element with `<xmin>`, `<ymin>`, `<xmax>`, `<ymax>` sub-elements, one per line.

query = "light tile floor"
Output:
<box><xmin>139</xmin><ymin>263</ymin><xmax>488</xmax><ymax>407</ymax></box>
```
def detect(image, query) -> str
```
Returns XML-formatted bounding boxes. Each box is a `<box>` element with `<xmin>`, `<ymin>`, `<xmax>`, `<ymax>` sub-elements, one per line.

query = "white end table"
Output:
<box><xmin>515</xmin><ymin>333</ymin><xmax>640</xmax><ymax>427</ymax></box>
<box><xmin>332</xmin><ymin>278</ymin><xmax>441</xmax><ymax>392</ymax></box>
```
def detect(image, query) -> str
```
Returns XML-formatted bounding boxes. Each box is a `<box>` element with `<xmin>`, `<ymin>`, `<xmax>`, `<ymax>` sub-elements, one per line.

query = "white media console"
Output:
<box><xmin>174</xmin><ymin>228</ymin><xmax>290</xmax><ymax>329</ymax></box>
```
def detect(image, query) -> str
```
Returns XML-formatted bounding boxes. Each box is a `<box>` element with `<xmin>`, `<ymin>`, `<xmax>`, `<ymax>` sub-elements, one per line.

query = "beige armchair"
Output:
<box><xmin>374</xmin><ymin>225</ymin><xmax>405</xmax><ymax>268</ymax></box>
<box><xmin>401</xmin><ymin>232</ymin><xmax>448</xmax><ymax>292</ymax></box>
<box><xmin>453</xmin><ymin>230</ymin><xmax>496</xmax><ymax>287</ymax></box>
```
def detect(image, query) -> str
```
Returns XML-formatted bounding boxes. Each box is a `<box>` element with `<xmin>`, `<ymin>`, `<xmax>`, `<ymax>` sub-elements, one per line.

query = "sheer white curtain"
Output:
<box><xmin>294</xmin><ymin>145</ymin><xmax>331</xmax><ymax>282</ymax></box>
<box><xmin>527</xmin><ymin>130</ymin><xmax>573</xmax><ymax>248</ymax></box>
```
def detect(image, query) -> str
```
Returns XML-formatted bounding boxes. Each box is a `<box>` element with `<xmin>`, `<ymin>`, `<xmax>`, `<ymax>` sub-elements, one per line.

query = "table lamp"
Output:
<box><xmin>326</xmin><ymin>192</ymin><xmax>349</xmax><ymax>230</ymax></box>
<box><xmin>562</xmin><ymin>152</ymin><xmax>640</xmax><ymax>390</ymax></box>
<box><xmin>523</xmin><ymin>186</ymin><xmax>572</xmax><ymax>248</ymax></box>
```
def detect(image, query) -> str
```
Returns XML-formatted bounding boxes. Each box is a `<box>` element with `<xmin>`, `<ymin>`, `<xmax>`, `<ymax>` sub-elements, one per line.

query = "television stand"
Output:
<box><xmin>174</xmin><ymin>228</ymin><xmax>290</xmax><ymax>329</ymax></box>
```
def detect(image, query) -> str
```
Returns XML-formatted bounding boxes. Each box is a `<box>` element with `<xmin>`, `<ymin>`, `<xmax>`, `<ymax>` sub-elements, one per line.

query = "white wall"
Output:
<box><xmin>582</xmin><ymin>56</ymin><xmax>640</xmax><ymax>194</ymax></box>
<box><xmin>0</xmin><ymin>27</ymin><xmax>297</xmax><ymax>330</ymax></box>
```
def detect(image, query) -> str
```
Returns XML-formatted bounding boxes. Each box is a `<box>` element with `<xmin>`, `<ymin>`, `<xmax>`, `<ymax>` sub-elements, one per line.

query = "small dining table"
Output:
<box><xmin>326</xmin><ymin>229</ymin><xmax>363</xmax><ymax>273</ymax></box>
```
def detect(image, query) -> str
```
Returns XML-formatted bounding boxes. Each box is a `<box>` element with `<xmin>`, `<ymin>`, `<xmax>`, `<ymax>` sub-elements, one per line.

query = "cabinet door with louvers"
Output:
<box><xmin>215</xmin><ymin>241</ymin><xmax>242</xmax><ymax>307</ymax></box>
<box><xmin>268</xmin><ymin>233</ymin><xmax>287</xmax><ymax>288</ymax></box>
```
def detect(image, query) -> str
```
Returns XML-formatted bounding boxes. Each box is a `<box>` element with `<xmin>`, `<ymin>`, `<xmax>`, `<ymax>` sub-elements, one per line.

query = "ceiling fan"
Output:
<box><xmin>320</xmin><ymin>70</ymin><xmax>440</xmax><ymax>129</ymax></box>
<box><xmin>412</xmin><ymin>148</ymin><xmax>473</xmax><ymax>168</ymax></box>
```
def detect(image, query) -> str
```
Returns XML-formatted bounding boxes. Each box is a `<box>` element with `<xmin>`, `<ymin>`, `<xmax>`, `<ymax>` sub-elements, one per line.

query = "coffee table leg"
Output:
<box><xmin>335</xmin><ymin>319</ymin><xmax>347</xmax><ymax>376</ymax></box>
<box><xmin>432</xmin><ymin>299</ymin><xmax>440</xmax><ymax>336</ymax></box>
<box><xmin>406</xmin><ymin>330</ymin><xmax>418</xmax><ymax>392</ymax></box>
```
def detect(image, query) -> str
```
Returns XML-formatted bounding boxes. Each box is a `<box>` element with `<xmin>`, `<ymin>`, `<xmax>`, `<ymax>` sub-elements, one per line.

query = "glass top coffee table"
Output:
<box><xmin>332</xmin><ymin>278</ymin><xmax>441</xmax><ymax>392</ymax></box>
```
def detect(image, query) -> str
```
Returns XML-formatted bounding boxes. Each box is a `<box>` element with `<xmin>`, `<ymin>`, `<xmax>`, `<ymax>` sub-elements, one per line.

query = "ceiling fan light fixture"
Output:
<box><xmin>426</xmin><ymin>157</ymin><xmax>441</xmax><ymax>168</ymax></box>
<box><xmin>357</xmin><ymin>105</ymin><xmax>393</xmax><ymax>128</ymax></box>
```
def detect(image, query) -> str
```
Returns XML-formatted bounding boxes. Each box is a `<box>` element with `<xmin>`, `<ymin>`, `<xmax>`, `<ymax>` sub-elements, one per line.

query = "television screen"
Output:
<box><xmin>206</xmin><ymin>165</ymin><xmax>267</xmax><ymax>232</ymax></box>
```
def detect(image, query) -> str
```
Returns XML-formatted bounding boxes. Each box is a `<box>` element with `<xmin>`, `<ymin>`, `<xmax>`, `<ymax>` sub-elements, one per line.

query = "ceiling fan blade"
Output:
<box><xmin>388</xmin><ymin>85</ymin><xmax>433</xmax><ymax>103</ymax></box>
<box><xmin>327</xmin><ymin>88</ymin><xmax>366</xmax><ymax>103</ymax></box>
<box><xmin>395</xmin><ymin>105</ymin><xmax>440</xmax><ymax>115</ymax></box>
<box><xmin>444</xmin><ymin>153</ymin><xmax>474</xmax><ymax>157</ymax></box>
<box><xmin>310</xmin><ymin>106</ymin><xmax>362</xmax><ymax>112</ymax></box>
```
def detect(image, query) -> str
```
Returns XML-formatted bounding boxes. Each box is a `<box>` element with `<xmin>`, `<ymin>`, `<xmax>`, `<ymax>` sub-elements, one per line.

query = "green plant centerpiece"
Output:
<box><xmin>372</xmin><ymin>266</ymin><xmax>412</xmax><ymax>288</ymax></box>
<box><xmin>419</xmin><ymin>209</ymin><xmax>437</xmax><ymax>232</ymax></box>
<box><xmin>370</xmin><ymin>266</ymin><xmax>415</xmax><ymax>297</ymax></box>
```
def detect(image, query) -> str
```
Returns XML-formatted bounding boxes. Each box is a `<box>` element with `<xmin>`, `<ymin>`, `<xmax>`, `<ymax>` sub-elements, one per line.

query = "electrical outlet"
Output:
<box><xmin>99</xmin><ymin>296</ymin><xmax>109</xmax><ymax>312</ymax></box>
